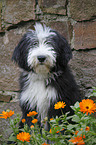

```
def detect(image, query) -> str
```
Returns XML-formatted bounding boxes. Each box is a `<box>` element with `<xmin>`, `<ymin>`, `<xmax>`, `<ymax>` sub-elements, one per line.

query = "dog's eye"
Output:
<box><xmin>32</xmin><ymin>41</ymin><xmax>38</xmax><ymax>46</ymax></box>
<box><xmin>44</xmin><ymin>40</ymin><xmax>51</xmax><ymax>45</ymax></box>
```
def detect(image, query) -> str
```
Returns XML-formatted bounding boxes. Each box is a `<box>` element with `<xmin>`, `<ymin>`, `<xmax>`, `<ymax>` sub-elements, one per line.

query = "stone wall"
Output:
<box><xmin>0</xmin><ymin>0</ymin><xmax>96</xmax><ymax>143</ymax></box>
<box><xmin>0</xmin><ymin>0</ymin><xmax>96</xmax><ymax>99</ymax></box>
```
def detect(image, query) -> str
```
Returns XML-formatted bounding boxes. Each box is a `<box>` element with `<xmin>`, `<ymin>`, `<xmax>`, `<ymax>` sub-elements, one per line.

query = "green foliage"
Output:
<box><xmin>0</xmin><ymin>87</ymin><xmax>96</xmax><ymax>145</ymax></box>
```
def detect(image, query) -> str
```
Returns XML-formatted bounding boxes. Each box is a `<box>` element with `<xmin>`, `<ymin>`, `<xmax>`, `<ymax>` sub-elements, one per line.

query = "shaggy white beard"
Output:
<box><xmin>27</xmin><ymin>47</ymin><xmax>56</xmax><ymax>74</ymax></box>
<box><xmin>35</xmin><ymin>65</ymin><xmax>50</xmax><ymax>74</ymax></box>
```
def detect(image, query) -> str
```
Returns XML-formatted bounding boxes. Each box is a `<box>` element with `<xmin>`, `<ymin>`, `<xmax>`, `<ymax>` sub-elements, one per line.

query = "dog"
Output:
<box><xmin>12</xmin><ymin>23</ymin><xmax>81</xmax><ymax>130</ymax></box>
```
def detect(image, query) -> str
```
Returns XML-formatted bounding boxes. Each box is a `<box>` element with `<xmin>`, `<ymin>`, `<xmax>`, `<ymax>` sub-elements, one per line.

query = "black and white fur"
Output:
<box><xmin>12</xmin><ymin>23</ymin><xmax>81</xmax><ymax>129</ymax></box>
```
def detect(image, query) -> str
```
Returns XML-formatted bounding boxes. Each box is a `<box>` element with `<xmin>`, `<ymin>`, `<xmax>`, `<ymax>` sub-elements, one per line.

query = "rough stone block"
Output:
<box><xmin>73</xmin><ymin>21</ymin><xmax>96</xmax><ymax>50</ymax></box>
<box><xmin>0</xmin><ymin>34</ymin><xmax>20</xmax><ymax>91</ymax></box>
<box><xmin>69</xmin><ymin>50</ymin><xmax>96</xmax><ymax>96</ymax></box>
<box><xmin>0</xmin><ymin>94</ymin><xmax>12</xmax><ymax>102</ymax></box>
<box><xmin>0</xmin><ymin>1</ymin><xmax>2</xmax><ymax>32</ymax></box>
<box><xmin>0</xmin><ymin>22</ymin><xmax>34</xmax><ymax>91</ymax></box>
<box><xmin>46</xmin><ymin>21</ymin><xmax>72</xmax><ymax>43</ymax></box>
<box><xmin>2</xmin><ymin>0</ymin><xmax>35</xmax><ymax>27</ymax></box>
<box><xmin>70</xmin><ymin>0</ymin><xmax>96</xmax><ymax>21</ymax></box>
<box><xmin>39</xmin><ymin>0</ymin><xmax>66</xmax><ymax>15</ymax></box>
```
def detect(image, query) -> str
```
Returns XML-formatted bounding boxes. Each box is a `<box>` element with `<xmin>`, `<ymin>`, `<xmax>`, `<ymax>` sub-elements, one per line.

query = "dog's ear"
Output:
<box><xmin>53</xmin><ymin>31</ymin><xmax>72</xmax><ymax>67</ymax></box>
<box><xmin>12</xmin><ymin>32</ymin><xmax>32</xmax><ymax>70</ymax></box>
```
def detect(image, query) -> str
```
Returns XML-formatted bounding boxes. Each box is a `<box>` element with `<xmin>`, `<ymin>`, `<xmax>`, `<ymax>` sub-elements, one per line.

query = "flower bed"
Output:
<box><xmin>0</xmin><ymin>88</ymin><xmax>96</xmax><ymax>145</ymax></box>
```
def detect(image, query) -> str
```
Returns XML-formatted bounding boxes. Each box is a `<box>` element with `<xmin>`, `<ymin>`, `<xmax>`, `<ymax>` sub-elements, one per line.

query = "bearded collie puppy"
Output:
<box><xmin>12</xmin><ymin>23</ymin><xmax>81</xmax><ymax>130</ymax></box>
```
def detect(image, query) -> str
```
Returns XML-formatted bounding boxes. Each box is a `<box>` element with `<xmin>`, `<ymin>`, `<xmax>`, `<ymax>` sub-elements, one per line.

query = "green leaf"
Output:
<box><xmin>19</xmin><ymin>128</ymin><xmax>25</xmax><ymax>132</ymax></box>
<box><xmin>10</xmin><ymin>119</ymin><xmax>14</xmax><ymax>126</ymax></box>
<box><xmin>67</xmin><ymin>124</ymin><xmax>78</xmax><ymax>130</ymax></box>
<box><xmin>72</xmin><ymin>115</ymin><xmax>80</xmax><ymax>123</ymax></box>
<box><xmin>0</xmin><ymin>134</ymin><xmax>2</xmax><ymax>138</ymax></box>
<box><xmin>71</xmin><ymin>102</ymin><xmax>80</xmax><ymax>113</ymax></box>
<box><xmin>66</xmin><ymin>116</ymin><xmax>73</xmax><ymax>120</ymax></box>
<box><xmin>74</xmin><ymin>102</ymin><xmax>80</xmax><ymax>108</ymax></box>
<box><xmin>8</xmin><ymin>135</ymin><xmax>16</xmax><ymax>142</ymax></box>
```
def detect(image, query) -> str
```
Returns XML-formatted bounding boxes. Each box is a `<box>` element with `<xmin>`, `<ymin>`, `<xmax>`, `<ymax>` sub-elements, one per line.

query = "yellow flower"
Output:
<box><xmin>17</xmin><ymin>132</ymin><xmax>30</xmax><ymax>142</ymax></box>
<box><xmin>27</xmin><ymin>111</ymin><xmax>38</xmax><ymax>117</ymax></box>
<box><xmin>32</xmin><ymin>119</ymin><xmax>38</xmax><ymax>124</ymax></box>
<box><xmin>0</xmin><ymin>110</ymin><xmax>14</xmax><ymax>119</ymax></box>
<box><xmin>22</xmin><ymin>119</ymin><xmax>26</xmax><ymax>123</ymax></box>
<box><xmin>69</xmin><ymin>136</ymin><xmax>85</xmax><ymax>145</ymax></box>
<box><xmin>54</xmin><ymin>101</ymin><xmax>66</xmax><ymax>109</ymax></box>
<box><xmin>79</xmin><ymin>99</ymin><xmax>96</xmax><ymax>115</ymax></box>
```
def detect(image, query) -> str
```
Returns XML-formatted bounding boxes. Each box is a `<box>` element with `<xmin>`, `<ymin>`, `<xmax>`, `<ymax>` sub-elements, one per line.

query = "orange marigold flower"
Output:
<box><xmin>30</xmin><ymin>125</ymin><xmax>34</xmax><ymax>128</ymax></box>
<box><xmin>50</xmin><ymin>118</ymin><xmax>53</xmax><ymax>121</ymax></box>
<box><xmin>49</xmin><ymin>129</ymin><xmax>52</xmax><ymax>133</ymax></box>
<box><xmin>22</xmin><ymin>119</ymin><xmax>26</xmax><ymax>123</ymax></box>
<box><xmin>83</xmin><ymin>135</ymin><xmax>86</xmax><ymax>139</ymax></box>
<box><xmin>49</xmin><ymin>127</ymin><xmax>64</xmax><ymax>134</ymax></box>
<box><xmin>17</xmin><ymin>132</ymin><xmax>30</xmax><ymax>142</ymax></box>
<box><xmin>69</xmin><ymin>136</ymin><xmax>85</xmax><ymax>145</ymax></box>
<box><xmin>74</xmin><ymin>131</ymin><xmax>79</xmax><ymax>135</ymax></box>
<box><xmin>27</xmin><ymin>111</ymin><xmax>38</xmax><ymax>117</ymax></box>
<box><xmin>0</xmin><ymin>110</ymin><xmax>14</xmax><ymax>119</ymax></box>
<box><xmin>86</xmin><ymin>126</ymin><xmax>90</xmax><ymax>131</ymax></box>
<box><xmin>81</xmin><ymin>134</ymin><xmax>86</xmax><ymax>139</ymax></box>
<box><xmin>54</xmin><ymin>101</ymin><xmax>66</xmax><ymax>109</ymax></box>
<box><xmin>56</xmin><ymin>130</ymin><xmax>59</xmax><ymax>133</ymax></box>
<box><xmin>32</xmin><ymin>119</ymin><xmax>38</xmax><ymax>124</ymax></box>
<box><xmin>56</xmin><ymin>128</ymin><xmax>64</xmax><ymax>133</ymax></box>
<box><xmin>42</xmin><ymin>143</ymin><xmax>49</xmax><ymax>145</ymax></box>
<box><xmin>79</xmin><ymin>99</ymin><xmax>96</xmax><ymax>115</ymax></box>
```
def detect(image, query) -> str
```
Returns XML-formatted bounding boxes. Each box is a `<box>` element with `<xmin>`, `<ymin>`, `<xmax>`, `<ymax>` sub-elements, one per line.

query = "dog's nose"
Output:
<box><xmin>37</xmin><ymin>55</ymin><xmax>46</xmax><ymax>63</ymax></box>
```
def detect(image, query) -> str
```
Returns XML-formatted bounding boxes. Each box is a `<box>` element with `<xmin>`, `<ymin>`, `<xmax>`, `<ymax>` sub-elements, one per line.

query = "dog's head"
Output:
<box><xmin>12</xmin><ymin>23</ymin><xmax>72</xmax><ymax>74</ymax></box>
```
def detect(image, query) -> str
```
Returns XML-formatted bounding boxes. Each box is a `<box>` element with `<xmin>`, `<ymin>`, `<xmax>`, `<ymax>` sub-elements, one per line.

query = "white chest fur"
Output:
<box><xmin>20</xmin><ymin>72</ymin><xmax>57</xmax><ymax>120</ymax></box>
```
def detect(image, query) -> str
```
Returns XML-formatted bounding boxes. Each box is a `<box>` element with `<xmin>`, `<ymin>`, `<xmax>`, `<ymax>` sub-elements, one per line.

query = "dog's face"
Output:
<box><xmin>27</xmin><ymin>24</ymin><xmax>56</xmax><ymax>74</ymax></box>
<box><xmin>12</xmin><ymin>23</ymin><xmax>72</xmax><ymax>74</ymax></box>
